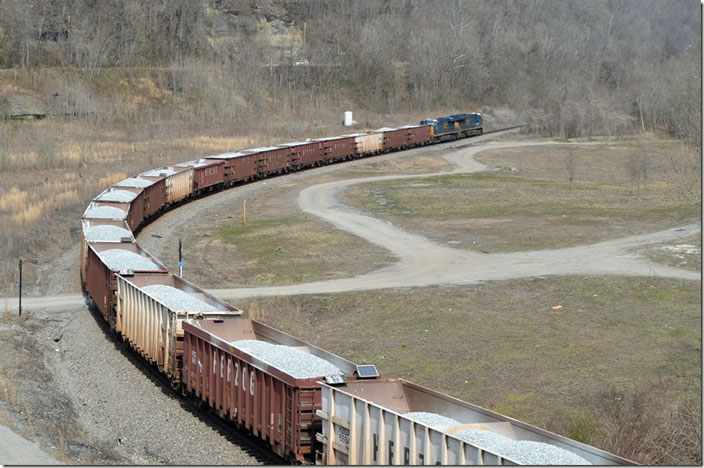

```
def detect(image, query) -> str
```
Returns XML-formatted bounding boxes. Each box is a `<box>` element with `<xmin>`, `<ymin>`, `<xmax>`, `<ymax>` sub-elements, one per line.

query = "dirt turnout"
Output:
<box><xmin>210</xmin><ymin>141</ymin><xmax>699</xmax><ymax>301</ymax></box>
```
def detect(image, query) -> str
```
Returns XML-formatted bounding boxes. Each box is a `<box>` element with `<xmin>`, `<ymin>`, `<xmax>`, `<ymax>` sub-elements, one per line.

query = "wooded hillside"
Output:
<box><xmin>0</xmin><ymin>0</ymin><xmax>700</xmax><ymax>143</ymax></box>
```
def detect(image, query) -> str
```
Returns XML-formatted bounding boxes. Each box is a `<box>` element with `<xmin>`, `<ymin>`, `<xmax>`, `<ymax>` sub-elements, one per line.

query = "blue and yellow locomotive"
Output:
<box><xmin>421</xmin><ymin>113</ymin><xmax>482</xmax><ymax>141</ymax></box>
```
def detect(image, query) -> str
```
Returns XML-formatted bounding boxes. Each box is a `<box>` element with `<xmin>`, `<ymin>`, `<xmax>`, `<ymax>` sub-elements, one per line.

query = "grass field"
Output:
<box><xmin>250</xmin><ymin>275</ymin><xmax>701</xmax><ymax>464</ymax></box>
<box><xmin>205</xmin><ymin>150</ymin><xmax>455</xmax><ymax>287</ymax></box>
<box><xmin>344</xmin><ymin>140</ymin><xmax>701</xmax><ymax>252</ymax></box>
<box><xmin>215</xmin><ymin>216</ymin><xmax>392</xmax><ymax>286</ymax></box>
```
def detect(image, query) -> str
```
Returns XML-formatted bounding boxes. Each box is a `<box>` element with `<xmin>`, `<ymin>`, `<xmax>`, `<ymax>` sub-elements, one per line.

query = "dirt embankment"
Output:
<box><xmin>0</xmin><ymin>306</ymin><xmax>259</xmax><ymax>465</ymax></box>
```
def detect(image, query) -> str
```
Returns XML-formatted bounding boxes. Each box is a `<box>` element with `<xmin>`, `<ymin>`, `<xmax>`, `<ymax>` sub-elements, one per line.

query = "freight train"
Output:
<box><xmin>79</xmin><ymin>115</ymin><xmax>631</xmax><ymax>465</ymax></box>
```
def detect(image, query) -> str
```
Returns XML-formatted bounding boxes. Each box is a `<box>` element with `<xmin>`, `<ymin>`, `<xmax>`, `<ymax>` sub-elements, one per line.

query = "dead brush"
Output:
<box><xmin>587</xmin><ymin>382</ymin><xmax>702</xmax><ymax>465</ymax></box>
<box><xmin>247</xmin><ymin>299</ymin><xmax>265</xmax><ymax>321</ymax></box>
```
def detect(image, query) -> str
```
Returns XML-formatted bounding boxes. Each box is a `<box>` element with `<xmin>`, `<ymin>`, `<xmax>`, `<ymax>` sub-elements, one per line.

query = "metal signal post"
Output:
<box><xmin>178</xmin><ymin>239</ymin><xmax>183</xmax><ymax>277</ymax></box>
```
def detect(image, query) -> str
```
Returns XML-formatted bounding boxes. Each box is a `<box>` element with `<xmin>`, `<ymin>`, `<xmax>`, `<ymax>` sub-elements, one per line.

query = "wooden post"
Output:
<box><xmin>243</xmin><ymin>200</ymin><xmax>247</xmax><ymax>225</ymax></box>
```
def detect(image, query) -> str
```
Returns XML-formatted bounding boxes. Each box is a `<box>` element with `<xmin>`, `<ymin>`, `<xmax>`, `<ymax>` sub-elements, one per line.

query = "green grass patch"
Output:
<box><xmin>216</xmin><ymin>216</ymin><xmax>390</xmax><ymax>285</ymax></box>
<box><xmin>345</xmin><ymin>169</ymin><xmax>699</xmax><ymax>252</ymax></box>
<box><xmin>352</xmin><ymin>173</ymin><xmax>698</xmax><ymax>221</ymax></box>
<box><xmin>254</xmin><ymin>276</ymin><xmax>701</xmax><ymax>430</ymax></box>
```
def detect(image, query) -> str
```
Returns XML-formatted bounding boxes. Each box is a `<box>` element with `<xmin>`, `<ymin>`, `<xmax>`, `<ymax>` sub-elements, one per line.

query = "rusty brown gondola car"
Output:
<box><xmin>182</xmin><ymin>318</ymin><xmax>358</xmax><ymax>463</ymax></box>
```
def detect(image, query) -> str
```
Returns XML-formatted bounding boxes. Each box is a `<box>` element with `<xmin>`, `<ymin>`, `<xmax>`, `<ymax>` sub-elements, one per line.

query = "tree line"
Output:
<box><xmin>0</xmin><ymin>0</ymin><xmax>700</xmax><ymax>145</ymax></box>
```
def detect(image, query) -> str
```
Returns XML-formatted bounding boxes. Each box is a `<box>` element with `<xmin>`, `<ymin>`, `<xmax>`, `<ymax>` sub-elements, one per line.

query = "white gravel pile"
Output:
<box><xmin>144</xmin><ymin>168</ymin><xmax>176</xmax><ymax>177</ymax></box>
<box><xmin>402</xmin><ymin>412</ymin><xmax>591</xmax><ymax>465</ymax></box>
<box><xmin>246</xmin><ymin>146</ymin><xmax>281</xmax><ymax>152</ymax></box>
<box><xmin>403</xmin><ymin>412</ymin><xmax>460</xmax><ymax>432</ymax></box>
<box><xmin>231</xmin><ymin>340</ymin><xmax>342</xmax><ymax>379</ymax></box>
<box><xmin>84</xmin><ymin>206</ymin><xmax>127</xmax><ymax>220</ymax></box>
<box><xmin>96</xmin><ymin>190</ymin><xmax>138</xmax><ymax>203</ymax></box>
<box><xmin>453</xmin><ymin>429</ymin><xmax>591</xmax><ymax>465</ymax></box>
<box><xmin>84</xmin><ymin>225</ymin><xmax>133</xmax><ymax>242</ymax></box>
<box><xmin>99</xmin><ymin>249</ymin><xmax>162</xmax><ymax>272</ymax></box>
<box><xmin>115</xmin><ymin>178</ymin><xmax>154</xmax><ymax>188</ymax></box>
<box><xmin>180</xmin><ymin>159</ymin><xmax>212</xmax><ymax>168</ymax></box>
<box><xmin>206</xmin><ymin>151</ymin><xmax>247</xmax><ymax>159</ymax></box>
<box><xmin>141</xmin><ymin>285</ymin><xmax>218</xmax><ymax>312</ymax></box>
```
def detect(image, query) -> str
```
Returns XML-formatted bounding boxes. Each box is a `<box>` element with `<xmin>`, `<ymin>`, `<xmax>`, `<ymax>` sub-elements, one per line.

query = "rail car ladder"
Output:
<box><xmin>257</xmin><ymin>158</ymin><xmax>268</xmax><ymax>176</ymax></box>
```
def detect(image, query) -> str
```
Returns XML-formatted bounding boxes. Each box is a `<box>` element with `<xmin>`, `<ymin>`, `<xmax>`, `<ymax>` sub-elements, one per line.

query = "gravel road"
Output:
<box><xmin>2</xmin><ymin>136</ymin><xmax>699</xmax><ymax>311</ymax></box>
<box><xmin>205</xmin><ymin>140</ymin><xmax>700</xmax><ymax>300</ymax></box>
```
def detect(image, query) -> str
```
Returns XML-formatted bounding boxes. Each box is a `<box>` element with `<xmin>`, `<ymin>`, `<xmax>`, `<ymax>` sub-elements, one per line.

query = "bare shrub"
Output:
<box><xmin>590</xmin><ymin>383</ymin><xmax>701</xmax><ymax>465</ymax></box>
<box><xmin>626</xmin><ymin>153</ymin><xmax>649</xmax><ymax>196</ymax></box>
<box><xmin>565</xmin><ymin>151</ymin><xmax>577</xmax><ymax>188</ymax></box>
<box><xmin>667</xmin><ymin>144</ymin><xmax>702</xmax><ymax>207</ymax></box>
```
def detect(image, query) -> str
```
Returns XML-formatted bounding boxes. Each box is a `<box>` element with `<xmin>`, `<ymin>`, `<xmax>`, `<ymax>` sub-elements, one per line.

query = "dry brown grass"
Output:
<box><xmin>586</xmin><ymin>383</ymin><xmax>701</xmax><ymax>465</ymax></box>
<box><xmin>97</xmin><ymin>172</ymin><xmax>127</xmax><ymax>187</ymax></box>
<box><xmin>0</xmin><ymin>187</ymin><xmax>29</xmax><ymax>210</ymax></box>
<box><xmin>182</xmin><ymin>135</ymin><xmax>264</xmax><ymax>153</ymax></box>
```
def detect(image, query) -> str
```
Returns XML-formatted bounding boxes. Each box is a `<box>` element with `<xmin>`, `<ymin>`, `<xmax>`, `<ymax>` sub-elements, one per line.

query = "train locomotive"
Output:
<box><xmin>421</xmin><ymin>112</ymin><xmax>483</xmax><ymax>141</ymax></box>
<box><xmin>79</xmin><ymin>113</ymin><xmax>631</xmax><ymax>465</ymax></box>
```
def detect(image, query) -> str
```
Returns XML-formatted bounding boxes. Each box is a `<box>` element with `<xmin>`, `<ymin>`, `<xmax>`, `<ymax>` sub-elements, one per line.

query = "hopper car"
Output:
<box><xmin>79</xmin><ymin>113</ymin><xmax>632</xmax><ymax>464</ymax></box>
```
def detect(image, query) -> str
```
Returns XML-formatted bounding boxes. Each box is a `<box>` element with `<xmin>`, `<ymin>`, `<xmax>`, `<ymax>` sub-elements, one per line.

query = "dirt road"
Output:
<box><xmin>209</xmin><ymin>141</ymin><xmax>700</xmax><ymax>300</ymax></box>
<box><xmin>1</xmin><ymin>138</ymin><xmax>699</xmax><ymax>312</ymax></box>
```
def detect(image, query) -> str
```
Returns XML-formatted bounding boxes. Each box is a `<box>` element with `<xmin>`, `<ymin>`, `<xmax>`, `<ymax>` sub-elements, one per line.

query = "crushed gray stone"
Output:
<box><xmin>141</xmin><ymin>284</ymin><xmax>217</xmax><ymax>312</ymax></box>
<box><xmin>231</xmin><ymin>340</ymin><xmax>342</xmax><ymax>379</ymax></box>
<box><xmin>453</xmin><ymin>429</ymin><xmax>591</xmax><ymax>465</ymax></box>
<box><xmin>115</xmin><ymin>178</ymin><xmax>155</xmax><ymax>188</ymax></box>
<box><xmin>402</xmin><ymin>412</ymin><xmax>591</xmax><ymax>465</ymax></box>
<box><xmin>403</xmin><ymin>412</ymin><xmax>460</xmax><ymax>432</ymax></box>
<box><xmin>83</xmin><ymin>206</ymin><xmax>127</xmax><ymax>220</ymax></box>
<box><xmin>96</xmin><ymin>190</ymin><xmax>138</xmax><ymax>203</ymax></box>
<box><xmin>84</xmin><ymin>225</ymin><xmax>133</xmax><ymax>242</ymax></box>
<box><xmin>98</xmin><ymin>249</ymin><xmax>162</xmax><ymax>272</ymax></box>
<box><xmin>143</xmin><ymin>168</ymin><xmax>176</xmax><ymax>177</ymax></box>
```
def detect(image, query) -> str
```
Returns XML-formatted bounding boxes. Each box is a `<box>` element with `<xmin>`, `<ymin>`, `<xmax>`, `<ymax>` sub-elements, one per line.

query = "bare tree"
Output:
<box><xmin>627</xmin><ymin>153</ymin><xmax>649</xmax><ymax>197</ymax></box>
<box><xmin>565</xmin><ymin>151</ymin><xmax>577</xmax><ymax>189</ymax></box>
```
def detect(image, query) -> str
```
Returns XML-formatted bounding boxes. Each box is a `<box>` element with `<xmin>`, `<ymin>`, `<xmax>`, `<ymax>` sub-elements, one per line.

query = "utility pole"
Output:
<box><xmin>18</xmin><ymin>258</ymin><xmax>37</xmax><ymax>317</ymax></box>
<box><xmin>18</xmin><ymin>259</ymin><xmax>22</xmax><ymax>317</ymax></box>
<box><xmin>178</xmin><ymin>239</ymin><xmax>183</xmax><ymax>277</ymax></box>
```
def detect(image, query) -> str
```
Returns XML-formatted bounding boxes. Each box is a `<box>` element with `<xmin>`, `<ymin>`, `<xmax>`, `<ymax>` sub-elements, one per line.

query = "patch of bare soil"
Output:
<box><xmin>637</xmin><ymin>232</ymin><xmax>701</xmax><ymax>272</ymax></box>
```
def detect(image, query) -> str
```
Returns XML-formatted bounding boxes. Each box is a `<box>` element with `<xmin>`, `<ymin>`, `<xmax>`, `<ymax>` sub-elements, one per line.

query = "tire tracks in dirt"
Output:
<box><xmin>210</xmin><ymin>141</ymin><xmax>700</xmax><ymax>300</ymax></box>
